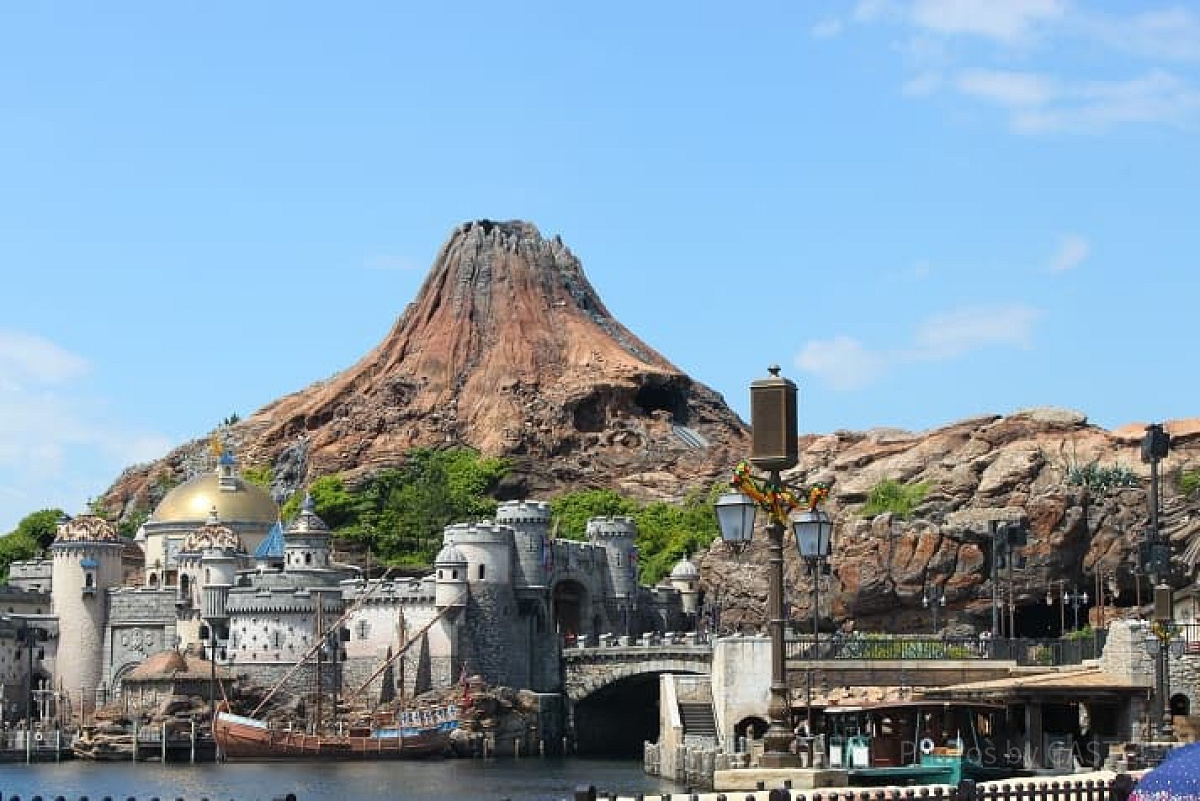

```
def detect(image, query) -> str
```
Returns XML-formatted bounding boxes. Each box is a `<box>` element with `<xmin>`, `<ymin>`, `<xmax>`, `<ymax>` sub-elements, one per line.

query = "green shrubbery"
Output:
<box><xmin>1180</xmin><ymin>469</ymin><xmax>1200</xmax><ymax>498</ymax></box>
<box><xmin>0</xmin><ymin>509</ymin><xmax>63</xmax><ymax>582</ymax></box>
<box><xmin>550</xmin><ymin>485</ymin><xmax>722</xmax><ymax>585</ymax></box>
<box><xmin>861</xmin><ymin>479</ymin><xmax>929</xmax><ymax>519</ymax></box>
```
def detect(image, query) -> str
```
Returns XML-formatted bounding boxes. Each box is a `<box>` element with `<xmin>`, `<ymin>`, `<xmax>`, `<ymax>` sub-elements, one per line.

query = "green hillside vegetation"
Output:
<box><xmin>2</xmin><ymin>447</ymin><xmax>721</xmax><ymax>586</ymax></box>
<box><xmin>861</xmin><ymin>478</ymin><xmax>929</xmax><ymax>519</ymax></box>
<box><xmin>1181</xmin><ymin>468</ymin><xmax>1200</xmax><ymax>498</ymax></box>
<box><xmin>0</xmin><ymin>509</ymin><xmax>64</xmax><ymax>582</ymax></box>
<box><xmin>550</xmin><ymin>485</ymin><xmax>722</xmax><ymax>585</ymax></box>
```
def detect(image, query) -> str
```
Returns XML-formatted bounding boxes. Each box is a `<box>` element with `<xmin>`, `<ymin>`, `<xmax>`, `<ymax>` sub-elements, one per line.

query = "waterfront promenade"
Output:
<box><xmin>572</xmin><ymin>770</ymin><xmax>1142</xmax><ymax>801</ymax></box>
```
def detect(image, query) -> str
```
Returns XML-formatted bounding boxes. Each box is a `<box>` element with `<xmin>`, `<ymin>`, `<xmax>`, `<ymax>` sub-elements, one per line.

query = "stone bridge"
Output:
<box><xmin>561</xmin><ymin>638</ymin><xmax>713</xmax><ymax>702</ymax></box>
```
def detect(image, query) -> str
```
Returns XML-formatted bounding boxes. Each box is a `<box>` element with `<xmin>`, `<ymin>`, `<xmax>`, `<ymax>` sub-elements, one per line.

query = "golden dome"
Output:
<box><xmin>150</xmin><ymin>472</ymin><xmax>278</xmax><ymax>526</ymax></box>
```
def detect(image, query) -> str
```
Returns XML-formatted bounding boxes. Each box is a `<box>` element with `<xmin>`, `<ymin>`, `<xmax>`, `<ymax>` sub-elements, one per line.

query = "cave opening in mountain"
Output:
<box><xmin>635</xmin><ymin>378</ymin><xmax>687</xmax><ymax>424</ymax></box>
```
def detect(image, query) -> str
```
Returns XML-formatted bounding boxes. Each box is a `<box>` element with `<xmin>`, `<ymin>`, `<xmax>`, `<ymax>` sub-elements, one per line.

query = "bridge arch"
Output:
<box><xmin>565</xmin><ymin>655</ymin><xmax>710</xmax><ymax>703</ymax></box>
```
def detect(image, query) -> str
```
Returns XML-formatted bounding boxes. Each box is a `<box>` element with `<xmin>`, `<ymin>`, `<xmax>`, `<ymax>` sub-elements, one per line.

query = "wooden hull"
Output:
<box><xmin>214</xmin><ymin>713</ymin><xmax>451</xmax><ymax>761</ymax></box>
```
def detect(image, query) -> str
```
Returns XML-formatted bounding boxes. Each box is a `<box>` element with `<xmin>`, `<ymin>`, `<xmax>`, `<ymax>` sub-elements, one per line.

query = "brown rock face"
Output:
<box><xmin>102</xmin><ymin>220</ymin><xmax>749</xmax><ymax>515</ymax></box>
<box><xmin>700</xmin><ymin>411</ymin><xmax>1200</xmax><ymax>636</ymax></box>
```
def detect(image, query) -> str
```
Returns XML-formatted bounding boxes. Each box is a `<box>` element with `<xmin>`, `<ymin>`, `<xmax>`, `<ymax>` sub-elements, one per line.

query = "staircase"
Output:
<box><xmin>678</xmin><ymin>701</ymin><xmax>717</xmax><ymax>738</ymax></box>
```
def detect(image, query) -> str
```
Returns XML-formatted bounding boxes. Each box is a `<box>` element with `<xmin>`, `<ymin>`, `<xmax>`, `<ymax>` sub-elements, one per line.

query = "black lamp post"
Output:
<box><xmin>922</xmin><ymin>585</ymin><xmax>946</xmax><ymax>633</ymax></box>
<box><xmin>714</xmin><ymin>366</ymin><xmax>832</xmax><ymax>769</ymax></box>
<box><xmin>1063</xmin><ymin>588</ymin><xmax>1089</xmax><ymax>631</ymax></box>
<box><xmin>989</xmin><ymin>521</ymin><xmax>1026</xmax><ymax>637</ymax></box>
<box><xmin>1145</xmin><ymin>586</ymin><xmax>1184</xmax><ymax>741</ymax></box>
<box><xmin>201</xmin><ymin>583</ymin><xmax>230</xmax><ymax>759</ymax></box>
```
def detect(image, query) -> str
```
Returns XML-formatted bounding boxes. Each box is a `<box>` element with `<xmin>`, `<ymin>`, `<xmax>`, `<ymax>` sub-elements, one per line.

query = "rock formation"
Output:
<box><xmin>101</xmin><ymin>219</ymin><xmax>749</xmax><ymax>514</ymax></box>
<box><xmin>701</xmin><ymin>411</ymin><xmax>1200</xmax><ymax>634</ymax></box>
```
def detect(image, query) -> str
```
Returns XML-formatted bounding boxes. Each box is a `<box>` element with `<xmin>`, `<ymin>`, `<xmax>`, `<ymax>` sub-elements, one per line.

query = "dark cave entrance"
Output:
<box><xmin>634</xmin><ymin>378</ymin><xmax>688</xmax><ymax>423</ymax></box>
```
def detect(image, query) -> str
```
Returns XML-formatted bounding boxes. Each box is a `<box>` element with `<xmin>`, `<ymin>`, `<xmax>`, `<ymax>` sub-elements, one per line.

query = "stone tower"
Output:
<box><xmin>50</xmin><ymin>515</ymin><xmax>124</xmax><ymax>720</ymax></box>
<box><xmin>588</xmin><ymin>516</ymin><xmax>639</xmax><ymax>635</ymax></box>
<box><xmin>496</xmin><ymin>500</ymin><xmax>552</xmax><ymax>589</ymax></box>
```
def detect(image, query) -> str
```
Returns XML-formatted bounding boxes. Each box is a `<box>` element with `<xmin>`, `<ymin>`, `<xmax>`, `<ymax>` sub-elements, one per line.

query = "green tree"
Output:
<box><xmin>0</xmin><ymin>508</ymin><xmax>64</xmax><ymax>582</ymax></box>
<box><xmin>287</xmin><ymin>448</ymin><xmax>509</xmax><ymax>567</ymax></box>
<box><xmin>633</xmin><ymin>485</ymin><xmax>721</xmax><ymax>584</ymax></box>
<box><xmin>550</xmin><ymin>489</ymin><xmax>637</xmax><ymax>541</ymax></box>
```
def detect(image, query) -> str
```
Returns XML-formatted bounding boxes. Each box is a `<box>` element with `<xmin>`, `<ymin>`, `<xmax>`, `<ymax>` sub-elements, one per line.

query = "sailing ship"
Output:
<box><xmin>824</xmin><ymin>700</ymin><xmax>1022</xmax><ymax>786</ymax></box>
<box><xmin>214</xmin><ymin>581</ymin><xmax>463</xmax><ymax>761</ymax></box>
<box><xmin>214</xmin><ymin>703</ymin><xmax>457</xmax><ymax>760</ymax></box>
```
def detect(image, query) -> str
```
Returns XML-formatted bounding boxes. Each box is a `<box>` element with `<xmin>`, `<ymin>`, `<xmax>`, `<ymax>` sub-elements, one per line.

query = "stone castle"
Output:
<box><xmin>0</xmin><ymin>452</ymin><xmax>701</xmax><ymax>724</ymax></box>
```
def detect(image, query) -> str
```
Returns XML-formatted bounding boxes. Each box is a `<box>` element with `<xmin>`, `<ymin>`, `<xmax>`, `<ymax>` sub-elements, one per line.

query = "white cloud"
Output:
<box><xmin>811</xmin><ymin>18</ymin><xmax>844</xmax><ymax>38</ymax></box>
<box><xmin>846</xmin><ymin>2</ymin><xmax>1200</xmax><ymax>134</ymax></box>
<box><xmin>795</xmin><ymin>303</ymin><xmax>1041</xmax><ymax>390</ymax></box>
<box><xmin>0</xmin><ymin>330</ymin><xmax>89</xmax><ymax>384</ymax></box>
<box><xmin>956</xmin><ymin>70</ymin><xmax>1056</xmax><ymax>107</ymax></box>
<box><xmin>0</xmin><ymin>332</ymin><xmax>172</xmax><ymax>532</ymax></box>
<box><xmin>1011</xmin><ymin>70</ymin><xmax>1200</xmax><ymax>133</ymax></box>
<box><xmin>1082</xmin><ymin>8</ymin><xmax>1200</xmax><ymax>62</ymax></box>
<box><xmin>908</xmin><ymin>304</ymin><xmax>1041</xmax><ymax>361</ymax></box>
<box><xmin>1050</xmin><ymin>234</ymin><xmax>1089</xmax><ymax>272</ymax></box>
<box><xmin>910</xmin><ymin>0</ymin><xmax>1065</xmax><ymax>44</ymax></box>
<box><xmin>795</xmin><ymin>336</ymin><xmax>885</xmax><ymax>391</ymax></box>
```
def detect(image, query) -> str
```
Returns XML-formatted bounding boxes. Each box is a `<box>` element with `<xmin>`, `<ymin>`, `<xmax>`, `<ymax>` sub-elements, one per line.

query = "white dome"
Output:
<box><xmin>435</xmin><ymin>543</ymin><xmax>467</xmax><ymax>565</ymax></box>
<box><xmin>670</xmin><ymin>556</ymin><xmax>700</xmax><ymax>580</ymax></box>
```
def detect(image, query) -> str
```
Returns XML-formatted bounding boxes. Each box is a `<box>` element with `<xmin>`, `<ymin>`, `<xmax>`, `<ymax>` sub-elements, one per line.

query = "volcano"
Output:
<box><xmin>103</xmin><ymin>220</ymin><xmax>749</xmax><ymax>515</ymax></box>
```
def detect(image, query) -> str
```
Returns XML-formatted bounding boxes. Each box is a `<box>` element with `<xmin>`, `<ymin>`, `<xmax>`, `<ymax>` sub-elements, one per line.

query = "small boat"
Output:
<box><xmin>214</xmin><ymin>704</ymin><xmax>457</xmax><ymax>760</ymax></box>
<box><xmin>824</xmin><ymin>700</ymin><xmax>1021</xmax><ymax>786</ymax></box>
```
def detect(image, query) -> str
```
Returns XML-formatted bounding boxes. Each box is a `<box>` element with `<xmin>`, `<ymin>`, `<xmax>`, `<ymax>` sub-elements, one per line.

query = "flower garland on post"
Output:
<box><xmin>731</xmin><ymin>460</ymin><xmax>830</xmax><ymax>525</ymax></box>
<box><xmin>1150</xmin><ymin>619</ymin><xmax>1179</xmax><ymax>643</ymax></box>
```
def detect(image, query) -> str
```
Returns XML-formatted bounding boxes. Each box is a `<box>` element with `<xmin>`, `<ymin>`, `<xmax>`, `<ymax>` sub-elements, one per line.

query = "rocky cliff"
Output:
<box><xmin>102</xmin><ymin>219</ymin><xmax>749</xmax><ymax>516</ymax></box>
<box><xmin>701</xmin><ymin>412</ymin><xmax>1200</xmax><ymax>635</ymax></box>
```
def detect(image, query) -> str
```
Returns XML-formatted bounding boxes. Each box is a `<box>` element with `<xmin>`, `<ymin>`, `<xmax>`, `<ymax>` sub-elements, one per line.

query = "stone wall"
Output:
<box><xmin>103</xmin><ymin>588</ymin><xmax>180</xmax><ymax>692</ymax></box>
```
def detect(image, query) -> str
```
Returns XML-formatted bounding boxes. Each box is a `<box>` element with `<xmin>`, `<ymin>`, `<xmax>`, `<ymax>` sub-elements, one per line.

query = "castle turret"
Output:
<box><xmin>284</xmin><ymin>493</ymin><xmax>331</xmax><ymax>571</ymax></box>
<box><xmin>587</xmin><ymin>516</ymin><xmax>639</xmax><ymax>638</ymax></box>
<box><xmin>442</xmin><ymin>521</ymin><xmax>512</xmax><ymax>586</ymax></box>
<box><xmin>669</xmin><ymin>555</ymin><xmax>701</xmax><ymax>617</ymax></box>
<box><xmin>50</xmin><ymin>514</ymin><xmax>124</xmax><ymax>721</ymax></box>
<box><xmin>496</xmin><ymin>500</ymin><xmax>552</xmax><ymax>588</ymax></box>
<box><xmin>434</xmin><ymin>542</ymin><xmax>468</xmax><ymax>611</ymax></box>
<box><xmin>587</xmin><ymin>516</ymin><xmax>639</xmax><ymax>601</ymax></box>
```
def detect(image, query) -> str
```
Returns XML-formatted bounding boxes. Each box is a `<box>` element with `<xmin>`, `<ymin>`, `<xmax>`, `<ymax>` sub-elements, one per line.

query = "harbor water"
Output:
<box><xmin>1</xmin><ymin>757</ymin><xmax>680</xmax><ymax>801</ymax></box>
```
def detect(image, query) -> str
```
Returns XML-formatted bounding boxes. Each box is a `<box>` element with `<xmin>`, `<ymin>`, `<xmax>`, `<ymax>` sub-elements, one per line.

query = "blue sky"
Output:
<box><xmin>1</xmin><ymin>1</ymin><xmax>1198</xmax><ymax>532</ymax></box>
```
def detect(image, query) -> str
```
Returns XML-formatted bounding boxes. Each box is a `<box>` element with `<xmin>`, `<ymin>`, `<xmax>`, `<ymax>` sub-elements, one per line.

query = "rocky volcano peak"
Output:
<box><xmin>102</xmin><ymin>220</ymin><xmax>750</xmax><ymax>514</ymax></box>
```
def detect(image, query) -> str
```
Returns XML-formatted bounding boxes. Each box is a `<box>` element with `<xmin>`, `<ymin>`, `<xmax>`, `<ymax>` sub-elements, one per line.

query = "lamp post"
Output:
<box><xmin>1145</xmin><ymin>586</ymin><xmax>1183</xmax><ymax>741</ymax></box>
<box><xmin>1063</xmin><ymin>588</ymin><xmax>1089</xmax><ymax>631</ymax></box>
<box><xmin>922</xmin><ymin>585</ymin><xmax>946</xmax><ymax>633</ymax></box>
<box><xmin>714</xmin><ymin>366</ymin><xmax>832</xmax><ymax>769</ymax></box>
<box><xmin>201</xmin><ymin>583</ymin><xmax>230</xmax><ymax>759</ymax></box>
<box><xmin>989</xmin><ymin>521</ymin><xmax>1026</xmax><ymax>638</ymax></box>
<box><xmin>1045</xmin><ymin>580</ymin><xmax>1067</xmax><ymax>635</ymax></box>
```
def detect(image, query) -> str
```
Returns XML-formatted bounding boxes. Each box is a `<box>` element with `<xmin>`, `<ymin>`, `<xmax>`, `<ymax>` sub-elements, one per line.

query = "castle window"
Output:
<box><xmin>451</xmin><ymin>569</ymin><xmax>458</xmax><ymax>580</ymax></box>
<box><xmin>478</xmin><ymin>564</ymin><xmax>486</xmax><ymax>580</ymax></box>
<box><xmin>205</xmin><ymin>568</ymin><xmax>211</xmax><ymax>583</ymax></box>
<box><xmin>357</xmin><ymin>620</ymin><xmax>370</xmax><ymax>639</ymax></box>
<box><xmin>437</xmin><ymin>569</ymin><xmax>443</xmax><ymax>579</ymax></box>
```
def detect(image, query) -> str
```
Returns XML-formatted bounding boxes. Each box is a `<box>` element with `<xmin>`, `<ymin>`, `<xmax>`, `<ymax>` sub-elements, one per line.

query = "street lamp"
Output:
<box><xmin>713</xmin><ymin>366</ymin><xmax>832</xmax><ymax>769</ymax></box>
<box><xmin>1144</xmin><ymin>585</ymin><xmax>1184</xmax><ymax>740</ymax></box>
<box><xmin>201</xmin><ymin>583</ymin><xmax>230</xmax><ymax>758</ymax></box>
<box><xmin>922</xmin><ymin>585</ymin><xmax>946</xmax><ymax>633</ymax></box>
<box><xmin>989</xmin><ymin>521</ymin><xmax>1026</xmax><ymax>638</ymax></box>
<box><xmin>1063</xmin><ymin>588</ymin><xmax>1089</xmax><ymax>631</ymax></box>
